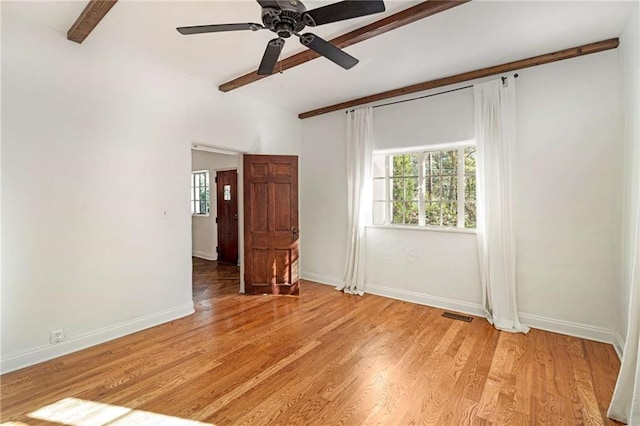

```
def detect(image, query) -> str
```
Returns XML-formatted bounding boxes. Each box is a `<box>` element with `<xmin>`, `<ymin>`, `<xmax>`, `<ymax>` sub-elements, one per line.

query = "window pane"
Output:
<box><xmin>373</xmin><ymin>201</ymin><xmax>386</xmax><ymax>225</ymax></box>
<box><xmin>200</xmin><ymin>200</ymin><xmax>207</xmax><ymax>214</ymax></box>
<box><xmin>465</xmin><ymin>146</ymin><xmax>476</xmax><ymax>174</ymax></box>
<box><xmin>393</xmin><ymin>201</ymin><xmax>419</xmax><ymax>225</ymax></box>
<box><xmin>465</xmin><ymin>175</ymin><xmax>476</xmax><ymax>201</ymax></box>
<box><xmin>392</xmin><ymin>201</ymin><xmax>404</xmax><ymax>224</ymax></box>
<box><xmin>404</xmin><ymin>177</ymin><xmax>419</xmax><ymax>201</ymax></box>
<box><xmin>195</xmin><ymin>202</ymin><xmax>201</xmax><ymax>214</ymax></box>
<box><xmin>391</xmin><ymin>178</ymin><xmax>403</xmax><ymax>201</ymax></box>
<box><xmin>425</xmin><ymin>202</ymin><xmax>441</xmax><ymax>226</ymax></box>
<box><xmin>406</xmin><ymin>154</ymin><xmax>419</xmax><ymax>177</ymax></box>
<box><xmin>392</xmin><ymin>155</ymin><xmax>404</xmax><ymax>177</ymax></box>
<box><xmin>443</xmin><ymin>202</ymin><xmax>457</xmax><ymax>227</ymax></box>
<box><xmin>430</xmin><ymin>151</ymin><xmax>441</xmax><ymax>174</ymax></box>
<box><xmin>404</xmin><ymin>202</ymin><xmax>419</xmax><ymax>225</ymax></box>
<box><xmin>391</xmin><ymin>201</ymin><xmax>420</xmax><ymax>225</ymax></box>
<box><xmin>372</xmin><ymin>155</ymin><xmax>386</xmax><ymax>178</ymax></box>
<box><xmin>441</xmin><ymin>150</ymin><xmax>457</xmax><ymax>173</ymax></box>
<box><xmin>465</xmin><ymin>202</ymin><xmax>477</xmax><ymax>229</ymax></box>
<box><xmin>442</xmin><ymin>176</ymin><xmax>458</xmax><ymax>201</ymax></box>
<box><xmin>373</xmin><ymin>178</ymin><xmax>386</xmax><ymax>201</ymax></box>
<box><xmin>393</xmin><ymin>154</ymin><xmax>419</xmax><ymax>177</ymax></box>
<box><xmin>429</xmin><ymin>176</ymin><xmax>442</xmax><ymax>201</ymax></box>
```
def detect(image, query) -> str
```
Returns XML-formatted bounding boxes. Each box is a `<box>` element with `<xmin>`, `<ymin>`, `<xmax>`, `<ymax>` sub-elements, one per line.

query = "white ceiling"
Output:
<box><xmin>2</xmin><ymin>0</ymin><xmax>635</xmax><ymax>114</ymax></box>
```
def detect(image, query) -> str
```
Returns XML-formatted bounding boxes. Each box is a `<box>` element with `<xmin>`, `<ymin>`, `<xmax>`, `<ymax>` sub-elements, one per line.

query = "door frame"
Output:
<box><xmin>191</xmin><ymin>144</ymin><xmax>246</xmax><ymax>293</ymax></box>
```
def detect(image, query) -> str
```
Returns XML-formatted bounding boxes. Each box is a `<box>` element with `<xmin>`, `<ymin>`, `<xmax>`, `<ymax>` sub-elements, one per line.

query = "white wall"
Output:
<box><xmin>301</xmin><ymin>49</ymin><xmax>623</xmax><ymax>343</ymax></box>
<box><xmin>617</xmin><ymin>3</ymin><xmax>640</xmax><ymax>353</ymax></box>
<box><xmin>1</xmin><ymin>12</ymin><xmax>301</xmax><ymax>373</ymax></box>
<box><xmin>515</xmin><ymin>50</ymin><xmax>621</xmax><ymax>341</ymax></box>
<box><xmin>191</xmin><ymin>150</ymin><xmax>240</xmax><ymax>261</ymax></box>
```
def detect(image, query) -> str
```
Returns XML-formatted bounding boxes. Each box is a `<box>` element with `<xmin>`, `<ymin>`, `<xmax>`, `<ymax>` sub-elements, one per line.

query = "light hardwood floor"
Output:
<box><xmin>1</xmin><ymin>258</ymin><xmax>621</xmax><ymax>425</ymax></box>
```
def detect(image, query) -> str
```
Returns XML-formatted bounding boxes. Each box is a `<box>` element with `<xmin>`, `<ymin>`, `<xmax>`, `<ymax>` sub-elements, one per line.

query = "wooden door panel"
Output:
<box><xmin>274</xmin><ymin>249</ymin><xmax>291</xmax><ymax>285</ymax></box>
<box><xmin>250</xmin><ymin>161</ymin><xmax>269</xmax><ymax>177</ymax></box>
<box><xmin>250</xmin><ymin>182</ymin><xmax>269</xmax><ymax>232</ymax></box>
<box><xmin>251</xmin><ymin>249</ymin><xmax>270</xmax><ymax>287</ymax></box>
<box><xmin>244</xmin><ymin>154</ymin><xmax>299</xmax><ymax>295</ymax></box>
<box><xmin>272</xmin><ymin>162</ymin><xmax>292</xmax><ymax>177</ymax></box>
<box><xmin>274</xmin><ymin>183</ymin><xmax>291</xmax><ymax>232</ymax></box>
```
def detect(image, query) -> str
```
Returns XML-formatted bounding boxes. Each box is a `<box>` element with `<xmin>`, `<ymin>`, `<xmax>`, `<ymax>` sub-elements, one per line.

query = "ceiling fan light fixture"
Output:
<box><xmin>177</xmin><ymin>0</ymin><xmax>385</xmax><ymax>72</ymax></box>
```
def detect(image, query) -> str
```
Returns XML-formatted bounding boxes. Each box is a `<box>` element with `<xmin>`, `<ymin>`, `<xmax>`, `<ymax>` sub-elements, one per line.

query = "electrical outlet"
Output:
<box><xmin>50</xmin><ymin>329</ymin><xmax>65</xmax><ymax>344</ymax></box>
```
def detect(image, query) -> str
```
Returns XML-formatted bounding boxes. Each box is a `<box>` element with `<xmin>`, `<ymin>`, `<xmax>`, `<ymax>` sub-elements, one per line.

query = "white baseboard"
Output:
<box><xmin>365</xmin><ymin>283</ymin><xmax>486</xmax><ymax>318</ymax></box>
<box><xmin>613</xmin><ymin>332</ymin><xmax>625</xmax><ymax>360</ymax></box>
<box><xmin>301</xmin><ymin>272</ymin><xmax>343</xmax><ymax>287</ymax></box>
<box><xmin>0</xmin><ymin>301</ymin><xmax>195</xmax><ymax>374</ymax></box>
<box><xmin>519</xmin><ymin>312</ymin><xmax>615</xmax><ymax>345</ymax></box>
<box><xmin>305</xmin><ymin>276</ymin><xmax>620</xmax><ymax>348</ymax></box>
<box><xmin>192</xmin><ymin>250</ymin><xmax>216</xmax><ymax>261</ymax></box>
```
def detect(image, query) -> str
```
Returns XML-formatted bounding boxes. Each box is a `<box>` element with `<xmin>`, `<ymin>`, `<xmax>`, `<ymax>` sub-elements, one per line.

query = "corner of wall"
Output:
<box><xmin>615</xmin><ymin>0</ymin><xmax>640</xmax><ymax>346</ymax></box>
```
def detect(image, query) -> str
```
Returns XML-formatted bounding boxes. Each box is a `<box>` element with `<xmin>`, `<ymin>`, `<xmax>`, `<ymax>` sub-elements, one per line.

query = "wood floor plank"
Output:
<box><xmin>0</xmin><ymin>258</ymin><xmax>623</xmax><ymax>425</ymax></box>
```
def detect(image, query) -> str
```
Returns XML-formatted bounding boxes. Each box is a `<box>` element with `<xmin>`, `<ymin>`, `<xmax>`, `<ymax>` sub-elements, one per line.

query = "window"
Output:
<box><xmin>191</xmin><ymin>171</ymin><xmax>210</xmax><ymax>215</ymax></box>
<box><xmin>372</xmin><ymin>144</ymin><xmax>476</xmax><ymax>229</ymax></box>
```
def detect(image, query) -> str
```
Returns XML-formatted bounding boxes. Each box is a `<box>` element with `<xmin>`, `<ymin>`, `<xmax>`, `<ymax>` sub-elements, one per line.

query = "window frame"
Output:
<box><xmin>372</xmin><ymin>141</ymin><xmax>476</xmax><ymax>232</ymax></box>
<box><xmin>191</xmin><ymin>170</ymin><xmax>210</xmax><ymax>217</ymax></box>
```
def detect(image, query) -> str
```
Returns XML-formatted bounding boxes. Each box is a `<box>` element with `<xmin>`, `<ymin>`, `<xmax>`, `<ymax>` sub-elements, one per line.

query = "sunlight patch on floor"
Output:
<box><xmin>27</xmin><ymin>397</ymin><xmax>213</xmax><ymax>426</ymax></box>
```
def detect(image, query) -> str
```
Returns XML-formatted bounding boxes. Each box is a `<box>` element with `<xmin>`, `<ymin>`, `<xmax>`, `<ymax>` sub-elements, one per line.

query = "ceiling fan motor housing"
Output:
<box><xmin>262</xmin><ymin>0</ymin><xmax>307</xmax><ymax>37</ymax></box>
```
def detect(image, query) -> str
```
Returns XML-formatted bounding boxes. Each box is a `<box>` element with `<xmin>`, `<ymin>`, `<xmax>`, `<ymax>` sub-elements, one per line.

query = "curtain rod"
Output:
<box><xmin>346</xmin><ymin>73</ymin><xmax>519</xmax><ymax>113</ymax></box>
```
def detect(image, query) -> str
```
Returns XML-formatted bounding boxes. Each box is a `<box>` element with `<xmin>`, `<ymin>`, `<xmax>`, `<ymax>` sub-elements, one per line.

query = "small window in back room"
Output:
<box><xmin>372</xmin><ymin>143</ymin><xmax>476</xmax><ymax>229</ymax></box>
<box><xmin>191</xmin><ymin>170</ymin><xmax>210</xmax><ymax>215</ymax></box>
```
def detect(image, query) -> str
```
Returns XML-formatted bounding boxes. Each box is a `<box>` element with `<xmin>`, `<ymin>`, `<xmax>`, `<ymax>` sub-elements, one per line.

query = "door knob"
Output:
<box><xmin>292</xmin><ymin>227</ymin><xmax>299</xmax><ymax>237</ymax></box>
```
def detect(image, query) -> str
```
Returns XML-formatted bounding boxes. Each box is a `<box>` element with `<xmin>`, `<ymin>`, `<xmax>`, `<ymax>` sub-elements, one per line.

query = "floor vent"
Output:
<box><xmin>442</xmin><ymin>312</ymin><xmax>473</xmax><ymax>322</ymax></box>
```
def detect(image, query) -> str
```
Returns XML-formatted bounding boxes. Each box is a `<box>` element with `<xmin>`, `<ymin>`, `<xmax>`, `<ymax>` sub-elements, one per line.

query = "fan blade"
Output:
<box><xmin>302</xmin><ymin>0</ymin><xmax>385</xmax><ymax>26</ymax></box>
<box><xmin>256</xmin><ymin>0</ymin><xmax>281</xmax><ymax>9</ymax></box>
<box><xmin>258</xmin><ymin>38</ymin><xmax>285</xmax><ymax>75</ymax></box>
<box><xmin>177</xmin><ymin>23</ymin><xmax>263</xmax><ymax>35</ymax></box>
<box><xmin>299</xmin><ymin>33</ymin><xmax>358</xmax><ymax>69</ymax></box>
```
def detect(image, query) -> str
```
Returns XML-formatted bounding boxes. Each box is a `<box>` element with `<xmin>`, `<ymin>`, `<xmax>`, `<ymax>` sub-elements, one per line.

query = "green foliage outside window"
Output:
<box><xmin>464</xmin><ymin>147</ymin><xmax>476</xmax><ymax>228</ymax></box>
<box><xmin>392</xmin><ymin>154</ymin><xmax>420</xmax><ymax>225</ymax></box>
<box><xmin>383</xmin><ymin>146</ymin><xmax>476</xmax><ymax>229</ymax></box>
<box><xmin>191</xmin><ymin>171</ymin><xmax>210</xmax><ymax>215</ymax></box>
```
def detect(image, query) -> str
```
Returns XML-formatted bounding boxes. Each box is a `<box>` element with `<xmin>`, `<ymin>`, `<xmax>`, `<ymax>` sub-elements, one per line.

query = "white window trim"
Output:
<box><xmin>374</xmin><ymin>140</ymin><xmax>475</xmax><ymax>155</ymax></box>
<box><xmin>367</xmin><ymin>224</ymin><xmax>476</xmax><ymax>234</ymax></box>
<box><xmin>191</xmin><ymin>170</ymin><xmax>210</xmax><ymax>217</ymax></box>
<box><xmin>373</xmin><ymin>141</ymin><xmax>476</xmax><ymax>230</ymax></box>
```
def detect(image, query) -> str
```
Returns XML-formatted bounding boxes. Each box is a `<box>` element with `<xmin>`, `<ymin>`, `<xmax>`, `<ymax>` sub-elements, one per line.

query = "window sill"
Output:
<box><xmin>192</xmin><ymin>214</ymin><xmax>210</xmax><ymax>217</ymax></box>
<box><xmin>366</xmin><ymin>224</ymin><xmax>477</xmax><ymax>235</ymax></box>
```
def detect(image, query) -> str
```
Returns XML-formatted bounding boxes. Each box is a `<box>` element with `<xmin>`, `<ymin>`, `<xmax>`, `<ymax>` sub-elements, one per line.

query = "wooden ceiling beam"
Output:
<box><xmin>298</xmin><ymin>38</ymin><xmax>619</xmax><ymax>119</ymax></box>
<box><xmin>219</xmin><ymin>0</ymin><xmax>469</xmax><ymax>92</ymax></box>
<box><xmin>67</xmin><ymin>0</ymin><xmax>118</xmax><ymax>44</ymax></box>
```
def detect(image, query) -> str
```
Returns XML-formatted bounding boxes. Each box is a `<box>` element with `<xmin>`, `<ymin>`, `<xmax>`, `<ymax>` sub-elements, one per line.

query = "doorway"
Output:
<box><xmin>191</xmin><ymin>146</ymin><xmax>243</xmax><ymax>294</ymax></box>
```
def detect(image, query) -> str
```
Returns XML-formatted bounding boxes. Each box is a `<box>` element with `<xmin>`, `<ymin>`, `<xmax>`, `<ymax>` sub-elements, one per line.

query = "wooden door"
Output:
<box><xmin>216</xmin><ymin>170</ymin><xmax>238</xmax><ymax>265</ymax></box>
<box><xmin>244</xmin><ymin>155</ymin><xmax>299</xmax><ymax>295</ymax></box>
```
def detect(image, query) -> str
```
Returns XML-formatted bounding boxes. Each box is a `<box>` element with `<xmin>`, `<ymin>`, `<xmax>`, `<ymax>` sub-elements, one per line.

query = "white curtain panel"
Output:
<box><xmin>340</xmin><ymin>107</ymin><xmax>374</xmax><ymax>296</ymax></box>
<box><xmin>474</xmin><ymin>77</ymin><xmax>529</xmax><ymax>334</ymax></box>
<box><xmin>608</xmin><ymin>188</ymin><xmax>640</xmax><ymax>423</ymax></box>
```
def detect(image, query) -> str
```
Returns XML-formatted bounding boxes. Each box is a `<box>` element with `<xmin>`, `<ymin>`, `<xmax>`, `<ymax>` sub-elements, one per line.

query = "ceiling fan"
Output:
<box><xmin>177</xmin><ymin>0</ymin><xmax>386</xmax><ymax>75</ymax></box>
